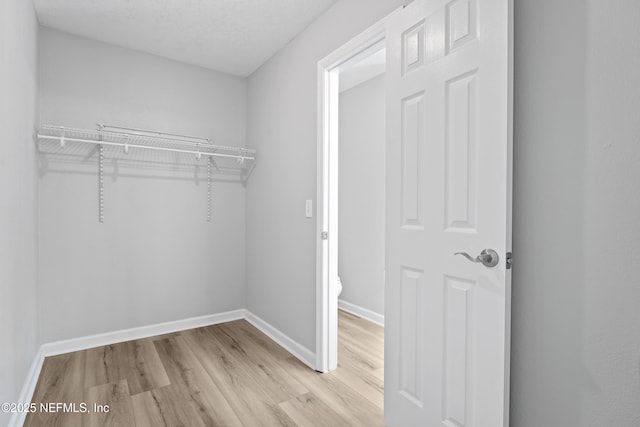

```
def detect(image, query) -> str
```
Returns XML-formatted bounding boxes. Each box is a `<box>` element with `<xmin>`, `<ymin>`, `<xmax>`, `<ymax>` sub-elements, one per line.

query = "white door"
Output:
<box><xmin>384</xmin><ymin>0</ymin><xmax>512</xmax><ymax>426</ymax></box>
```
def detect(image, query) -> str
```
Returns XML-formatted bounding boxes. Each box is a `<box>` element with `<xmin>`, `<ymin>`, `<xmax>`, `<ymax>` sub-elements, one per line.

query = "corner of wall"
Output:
<box><xmin>244</xmin><ymin>0</ymin><xmax>406</xmax><ymax>362</ymax></box>
<box><xmin>0</xmin><ymin>0</ymin><xmax>41</xmax><ymax>424</ymax></box>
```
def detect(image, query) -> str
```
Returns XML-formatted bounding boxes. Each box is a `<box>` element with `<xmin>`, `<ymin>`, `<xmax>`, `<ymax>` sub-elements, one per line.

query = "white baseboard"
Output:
<box><xmin>40</xmin><ymin>309</ymin><xmax>246</xmax><ymax>357</ymax></box>
<box><xmin>244</xmin><ymin>310</ymin><xmax>316</xmax><ymax>370</ymax></box>
<box><xmin>10</xmin><ymin>308</ymin><xmax>316</xmax><ymax>426</ymax></box>
<box><xmin>338</xmin><ymin>299</ymin><xmax>385</xmax><ymax>327</ymax></box>
<box><xmin>10</xmin><ymin>347</ymin><xmax>46</xmax><ymax>427</ymax></box>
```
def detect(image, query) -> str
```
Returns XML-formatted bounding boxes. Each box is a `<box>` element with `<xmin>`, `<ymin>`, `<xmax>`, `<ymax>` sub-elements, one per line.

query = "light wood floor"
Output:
<box><xmin>24</xmin><ymin>310</ymin><xmax>384</xmax><ymax>426</ymax></box>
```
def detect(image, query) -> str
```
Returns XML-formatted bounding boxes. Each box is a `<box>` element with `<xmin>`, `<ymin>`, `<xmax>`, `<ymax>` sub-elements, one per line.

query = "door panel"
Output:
<box><xmin>443</xmin><ymin>274</ymin><xmax>477</xmax><ymax>427</ymax></box>
<box><xmin>445</xmin><ymin>70</ymin><xmax>477</xmax><ymax>232</ymax></box>
<box><xmin>399</xmin><ymin>266</ymin><xmax>425</xmax><ymax>407</ymax></box>
<box><xmin>384</xmin><ymin>0</ymin><xmax>512</xmax><ymax>426</ymax></box>
<box><xmin>401</xmin><ymin>92</ymin><xmax>426</xmax><ymax>229</ymax></box>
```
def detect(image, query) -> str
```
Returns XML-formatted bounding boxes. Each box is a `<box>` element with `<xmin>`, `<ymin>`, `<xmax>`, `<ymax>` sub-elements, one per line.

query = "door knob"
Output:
<box><xmin>454</xmin><ymin>249</ymin><xmax>499</xmax><ymax>268</ymax></box>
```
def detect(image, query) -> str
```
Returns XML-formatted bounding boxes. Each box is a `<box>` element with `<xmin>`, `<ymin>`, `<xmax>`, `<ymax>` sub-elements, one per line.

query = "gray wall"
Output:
<box><xmin>338</xmin><ymin>74</ymin><xmax>385</xmax><ymax>316</ymax></box>
<box><xmin>246</xmin><ymin>0</ymin><xmax>406</xmax><ymax>352</ymax></box>
<box><xmin>248</xmin><ymin>0</ymin><xmax>640</xmax><ymax>424</ymax></box>
<box><xmin>582</xmin><ymin>0</ymin><xmax>640</xmax><ymax>423</ymax></box>
<box><xmin>511</xmin><ymin>0</ymin><xmax>640</xmax><ymax>425</ymax></box>
<box><xmin>38</xmin><ymin>28</ymin><xmax>248</xmax><ymax>343</ymax></box>
<box><xmin>0</xmin><ymin>0</ymin><xmax>39</xmax><ymax>424</ymax></box>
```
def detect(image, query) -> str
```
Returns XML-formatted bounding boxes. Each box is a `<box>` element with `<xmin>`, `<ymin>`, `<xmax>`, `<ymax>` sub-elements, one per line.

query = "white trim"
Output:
<box><xmin>338</xmin><ymin>300</ymin><xmax>385</xmax><ymax>327</ymax></box>
<box><xmin>244</xmin><ymin>311</ymin><xmax>316</xmax><ymax>370</ymax></box>
<box><xmin>9</xmin><ymin>308</ymin><xmax>316</xmax><ymax>426</ymax></box>
<box><xmin>9</xmin><ymin>348</ymin><xmax>46</xmax><ymax>427</ymax></box>
<box><xmin>41</xmin><ymin>309</ymin><xmax>245</xmax><ymax>357</ymax></box>
<box><xmin>316</xmin><ymin>11</ymin><xmax>398</xmax><ymax>374</ymax></box>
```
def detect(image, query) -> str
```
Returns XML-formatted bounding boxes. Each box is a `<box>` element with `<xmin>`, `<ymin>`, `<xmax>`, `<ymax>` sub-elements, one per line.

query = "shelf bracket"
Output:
<box><xmin>98</xmin><ymin>144</ymin><xmax>104</xmax><ymax>223</ymax></box>
<box><xmin>207</xmin><ymin>156</ymin><xmax>212</xmax><ymax>222</ymax></box>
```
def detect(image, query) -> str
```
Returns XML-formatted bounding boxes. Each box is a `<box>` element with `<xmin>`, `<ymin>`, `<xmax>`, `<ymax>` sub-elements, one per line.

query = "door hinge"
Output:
<box><xmin>506</xmin><ymin>252</ymin><xmax>513</xmax><ymax>270</ymax></box>
<box><xmin>322</xmin><ymin>231</ymin><xmax>328</xmax><ymax>240</ymax></box>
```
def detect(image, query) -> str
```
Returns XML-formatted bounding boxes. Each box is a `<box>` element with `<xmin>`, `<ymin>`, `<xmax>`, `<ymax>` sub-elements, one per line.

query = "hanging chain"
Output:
<box><xmin>98</xmin><ymin>145</ymin><xmax>104</xmax><ymax>223</ymax></box>
<box><xmin>207</xmin><ymin>156</ymin><xmax>212</xmax><ymax>222</ymax></box>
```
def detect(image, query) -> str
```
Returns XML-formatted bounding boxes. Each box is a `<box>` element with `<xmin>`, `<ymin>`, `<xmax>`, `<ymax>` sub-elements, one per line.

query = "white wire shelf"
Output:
<box><xmin>37</xmin><ymin>124</ymin><xmax>257</xmax><ymax>223</ymax></box>
<box><xmin>37</xmin><ymin>124</ymin><xmax>256</xmax><ymax>164</ymax></box>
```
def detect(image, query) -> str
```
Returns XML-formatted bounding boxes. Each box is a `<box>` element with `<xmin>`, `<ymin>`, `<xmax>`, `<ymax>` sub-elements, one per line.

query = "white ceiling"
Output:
<box><xmin>32</xmin><ymin>0</ymin><xmax>339</xmax><ymax>77</ymax></box>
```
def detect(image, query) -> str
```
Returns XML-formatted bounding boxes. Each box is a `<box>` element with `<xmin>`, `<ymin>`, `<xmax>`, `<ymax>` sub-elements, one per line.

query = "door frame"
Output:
<box><xmin>315</xmin><ymin>13</ymin><xmax>396</xmax><ymax>373</ymax></box>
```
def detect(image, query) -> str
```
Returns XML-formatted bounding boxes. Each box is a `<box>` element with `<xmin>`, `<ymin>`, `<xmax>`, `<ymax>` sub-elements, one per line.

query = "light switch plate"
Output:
<box><xmin>305</xmin><ymin>200</ymin><xmax>313</xmax><ymax>218</ymax></box>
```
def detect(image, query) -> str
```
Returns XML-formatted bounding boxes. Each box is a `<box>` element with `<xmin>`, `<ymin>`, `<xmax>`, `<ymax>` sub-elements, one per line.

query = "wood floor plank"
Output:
<box><xmin>330</xmin><ymin>363</ymin><xmax>384</xmax><ymax>409</ymax></box>
<box><xmin>213</xmin><ymin>322</ymin><xmax>309</xmax><ymax>401</ymax></box>
<box><xmin>340</xmin><ymin>310</ymin><xmax>384</xmax><ymax>336</ymax></box>
<box><xmin>278</xmin><ymin>356</ymin><xmax>385</xmax><ymax>427</ymax></box>
<box><xmin>338</xmin><ymin>339</ymin><xmax>383</xmax><ymax>372</ymax></box>
<box><xmin>130</xmin><ymin>391</ymin><xmax>166</xmax><ymax>427</ymax></box>
<box><xmin>25</xmin><ymin>351</ymin><xmax>86</xmax><ymax>427</ymax></box>
<box><xmin>339</xmin><ymin>316</ymin><xmax>384</xmax><ymax>345</ymax></box>
<box><xmin>339</xmin><ymin>330</ymin><xmax>383</xmax><ymax>360</ymax></box>
<box><xmin>84</xmin><ymin>340</ymin><xmax>170</xmax><ymax>395</ymax></box>
<box><xmin>153</xmin><ymin>336</ymin><xmax>243</xmax><ymax>427</ymax></box>
<box><xmin>135</xmin><ymin>384</ymin><xmax>210</xmax><ymax>427</ymax></box>
<box><xmin>231</xmin><ymin>320</ymin><xmax>297</xmax><ymax>361</ymax></box>
<box><xmin>82</xmin><ymin>380</ymin><xmax>135</xmax><ymax>427</ymax></box>
<box><xmin>372</xmin><ymin>367</ymin><xmax>384</xmax><ymax>381</ymax></box>
<box><xmin>339</xmin><ymin>315</ymin><xmax>384</xmax><ymax>358</ymax></box>
<box><xmin>83</xmin><ymin>346</ymin><xmax>112</xmax><ymax>390</ymax></box>
<box><xmin>279</xmin><ymin>392</ymin><xmax>347</xmax><ymax>427</ymax></box>
<box><xmin>123</xmin><ymin>340</ymin><xmax>171</xmax><ymax>395</ymax></box>
<box><xmin>181</xmin><ymin>326</ymin><xmax>298</xmax><ymax>426</ymax></box>
<box><xmin>136</xmin><ymin>331</ymin><xmax>182</xmax><ymax>343</ymax></box>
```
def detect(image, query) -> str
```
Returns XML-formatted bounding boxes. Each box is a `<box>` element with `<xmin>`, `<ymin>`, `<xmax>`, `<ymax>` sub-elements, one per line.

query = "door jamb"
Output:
<box><xmin>315</xmin><ymin>15</ymin><xmax>393</xmax><ymax>373</ymax></box>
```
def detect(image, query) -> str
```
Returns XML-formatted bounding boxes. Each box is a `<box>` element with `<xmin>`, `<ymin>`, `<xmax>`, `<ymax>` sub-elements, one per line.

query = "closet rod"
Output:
<box><xmin>98</xmin><ymin>124</ymin><xmax>216</xmax><ymax>149</ymax></box>
<box><xmin>37</xmin><ymin>134</ymin><xmax>256</xmax><ymax>161</ymax></box>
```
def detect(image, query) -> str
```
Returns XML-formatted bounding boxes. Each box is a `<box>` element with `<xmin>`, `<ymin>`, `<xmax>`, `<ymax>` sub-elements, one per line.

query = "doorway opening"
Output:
<box><xmin>337</xmin><ymin>42</ymin><xmax>386</xmax><ymax>329</ymax></box>
<box><xmin>315</xmin><ymin>18</ymin><xmax>389</xmax><ymax>374</ymax></box>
